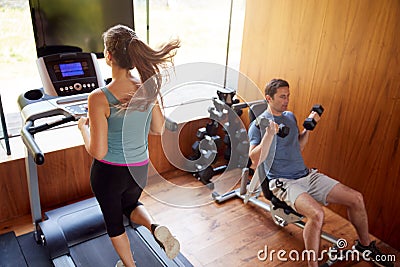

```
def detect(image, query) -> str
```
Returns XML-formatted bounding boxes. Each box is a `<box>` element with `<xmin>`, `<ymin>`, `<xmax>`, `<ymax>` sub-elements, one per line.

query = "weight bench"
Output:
<box><xmin>213</xmin><ymin>101</ymin><xmax>309</xmax><ymax>227</ymax></box>
<box><xmin>212</xmin><ymin>166</ymin><xmax>306</xmax><ymax>228</ymax></box>
<box><xmin>212</xmin><ymin>101</ymin><xmax>342</xmax><ymax>262</ymax></box>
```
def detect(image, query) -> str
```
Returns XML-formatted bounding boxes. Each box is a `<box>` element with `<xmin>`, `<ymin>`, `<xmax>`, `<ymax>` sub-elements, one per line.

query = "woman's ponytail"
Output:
<box><xmin>125</xmin><ymin>38</ymin><xmax>180</xmax><ymax>110</ymax></box>
<box><xmin>103</xmin><ymin>25</ymin><xmax>180</xmax><ymax>111</ymax></box>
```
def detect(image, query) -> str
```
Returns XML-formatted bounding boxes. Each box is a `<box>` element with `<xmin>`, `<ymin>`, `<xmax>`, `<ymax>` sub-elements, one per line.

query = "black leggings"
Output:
<box><xmin>90</xmin><ymin>159</ymin><xmax>148</xmax><ymax>237</ymax></box>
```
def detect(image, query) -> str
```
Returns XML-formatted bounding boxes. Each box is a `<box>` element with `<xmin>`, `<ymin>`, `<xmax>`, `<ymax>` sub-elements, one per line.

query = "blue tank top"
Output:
<box><xmin>248</xmin><ymin>110</ymin><xmax>308</xmax><ymax>179</ymax></box>
<box><xmin>100</xmin><ymin>87</ymin><xmax>152</xmax><ymax>164</ymax></box>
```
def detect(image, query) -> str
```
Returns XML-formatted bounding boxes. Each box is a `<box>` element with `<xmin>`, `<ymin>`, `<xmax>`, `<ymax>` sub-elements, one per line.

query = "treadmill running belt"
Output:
<box><xmin>70</xmin><ymin>226</ymin><xmax>190</xmax><ymax>267</ymax></box>
<box><xmin>70</xmin><ymin>232</ymin><xmax>165</xmax><ymax>267</ymax></box>
<box><xmin>0</xmin><ymin>231</ymin><xmax>27</xmax><ymax>267</ymax></box>
<box><xmin>17</xmin><ymin>232</ymin><xmax>53</xmax><ymax>267</ymax></box>
<box><xmin>13</xmin><ymin>226</ymin><xmax>192</xmax><ymax>266</ymax></box>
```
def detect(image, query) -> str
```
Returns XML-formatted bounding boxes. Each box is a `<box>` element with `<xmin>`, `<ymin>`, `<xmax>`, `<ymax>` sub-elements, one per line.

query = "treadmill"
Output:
<box><xmin>16</xmin><ymin>52</ymin><xmax>192</xmax><ymax>267</ymax></box>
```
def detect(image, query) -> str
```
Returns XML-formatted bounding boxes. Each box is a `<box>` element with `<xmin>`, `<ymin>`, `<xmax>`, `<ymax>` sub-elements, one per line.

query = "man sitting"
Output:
<box><xmin>248</xmin><ymin>78</ymin><xmax>393</xmax><ymax>267</ymax></box>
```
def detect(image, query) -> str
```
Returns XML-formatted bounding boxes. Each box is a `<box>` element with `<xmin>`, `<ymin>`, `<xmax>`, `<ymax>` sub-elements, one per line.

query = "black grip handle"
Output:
<box><xmin>20</xmin><ymin>115</ymin><xmax>77</xmax><ymax>165</ymax></box>
<box><xmin>21</xmin><ymin>121</ymin><xmax>45</xmax><ymax>165</ymax></box>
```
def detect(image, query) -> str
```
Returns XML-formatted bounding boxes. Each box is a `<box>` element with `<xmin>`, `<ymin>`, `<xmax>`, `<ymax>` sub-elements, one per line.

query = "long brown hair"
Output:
<box><xmin>102</xmin><ymin>24</ymin><xmax>180</xmax><ymax>111</ymax></box>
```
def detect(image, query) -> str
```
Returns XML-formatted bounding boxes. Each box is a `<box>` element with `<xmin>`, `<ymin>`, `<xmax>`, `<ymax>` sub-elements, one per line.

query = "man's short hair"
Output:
<box><xmin>264</xmin><ymin>79</ymin><xmax>289</xmax><ymax>98</ymax></box>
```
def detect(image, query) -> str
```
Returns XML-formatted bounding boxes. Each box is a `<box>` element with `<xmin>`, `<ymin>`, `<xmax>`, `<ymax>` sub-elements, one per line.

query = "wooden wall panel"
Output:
<box><xmin>0</xmin><ymin>146</ymin><xmax>94</xmax><ymax>223</ymax></box>
<box><xmin>0</xmin><ymin>159</ymin><xmax>30</xmax><ymax>222</ymax></box>
<box><xmin>36</xmin><ymin>146</ymin><xmax>93</xmax><ymax>208</ymax></box>
<box><xmin>149</xmin><ymin>118</ymin><xmax>210</xmax><ymax>174</ymax></box>
<box><xmin>239</xmin><ymin>0</ymin><xmax>400</xmax><ymax>249</ymax></box>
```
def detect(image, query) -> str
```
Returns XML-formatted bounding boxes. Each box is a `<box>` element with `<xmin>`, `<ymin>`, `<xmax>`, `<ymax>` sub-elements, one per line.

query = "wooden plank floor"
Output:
<box><xmin>1</xmin><ymin>169</ymin><xmax>399</xmax><ymax>266</ymax></box>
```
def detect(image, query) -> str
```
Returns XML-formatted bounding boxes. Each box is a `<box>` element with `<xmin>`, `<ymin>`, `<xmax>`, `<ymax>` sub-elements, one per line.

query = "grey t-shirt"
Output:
<box><xmin>248</xmin><ymin>110</ymin><xmax>308</xmax><ymax>180</ymax></box>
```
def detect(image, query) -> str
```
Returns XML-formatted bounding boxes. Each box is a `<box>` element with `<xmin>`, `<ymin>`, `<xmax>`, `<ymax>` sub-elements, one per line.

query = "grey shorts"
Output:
<box><xmin>269</xmin><ymin>169</ymin><xmax>339</xmax><ymax>211</ymax></box>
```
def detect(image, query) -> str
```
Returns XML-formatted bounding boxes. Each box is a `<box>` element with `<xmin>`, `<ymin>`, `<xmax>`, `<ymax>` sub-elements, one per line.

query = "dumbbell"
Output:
<box><xmin>255</xmin><ymin>117</ymin><xmax>290</xmax><ymax>138</ymax></box>
<box><xmin>194</xmin><ymin>165</ymin><xmax>227</xmax><ymax>185</ymax></box>
<box><xmin>303</xmin><ymin>104</ymin><xmax>324</xmax><ymax>131</ymax></box>
<box><xmin>196</xmin><ymin>121</ymin><xmax>219</xmax><ymax>139</ymax></box>
<box><xmin>190</xmin><ymin>135</ymin><xmax>221</xmax><ymax>160</ymax></box>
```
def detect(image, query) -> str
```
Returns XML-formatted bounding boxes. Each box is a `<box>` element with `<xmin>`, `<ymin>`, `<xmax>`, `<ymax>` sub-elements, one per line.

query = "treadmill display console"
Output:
<box><xmin>37</xmin><ymin>52</ymin><xmax>105</xmax><ymax>97</ymax></box>
<box><xmin>59</xmin><ymin>62</ymin><xmax>85</xmax><ymax>77</ymax></box>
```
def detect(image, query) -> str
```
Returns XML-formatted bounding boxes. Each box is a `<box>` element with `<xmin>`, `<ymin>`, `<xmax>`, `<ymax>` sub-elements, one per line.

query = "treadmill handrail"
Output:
<box><xmin>21</xmin><ymin>121</ymin><xmax>44</xmax><ymax>165</ymax></box>
<box><xmin>21</xmin><ymin>115</ymin><xmax>76</xmax><ymax>165</ymax></box>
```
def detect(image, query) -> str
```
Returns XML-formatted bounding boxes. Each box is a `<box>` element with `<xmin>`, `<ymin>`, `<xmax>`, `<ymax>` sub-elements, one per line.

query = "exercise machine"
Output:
<box><xmin>212</xmin><ymin>102</ymin><xmax>347</xmax><ymax>266</ymax></box>
<box><xmin>212</xmin><ymin>101</ymin><xmax>312</xmax><ymax>227</ymax></box>
<box><xmin>17</xmin><ymin>52</ymin><xmax>191</xmax><ymax>267</ymax></box>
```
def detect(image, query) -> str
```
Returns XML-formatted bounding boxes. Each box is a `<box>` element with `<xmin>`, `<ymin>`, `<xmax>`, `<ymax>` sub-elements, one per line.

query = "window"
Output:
<box><xmin>134</xmin><ymin>0</ymin><xmax>245</xmax><ymax>68</ymax></box>
<box><xmin>0</xmin><ymin>1</ymin><xmax>41</xmax><ymax>114</ymax></box>
<box><xmin>0</xmin><ymin>0</ymin><xmax>245</xmax><ymax>115</ymax></box>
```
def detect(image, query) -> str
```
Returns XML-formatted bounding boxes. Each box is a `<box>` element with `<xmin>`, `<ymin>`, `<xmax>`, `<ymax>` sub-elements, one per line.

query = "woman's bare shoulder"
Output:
<box><xmin>88</xmin><ymin>88</ymin><xmax>107</xmax><ymax>102</ymax></box>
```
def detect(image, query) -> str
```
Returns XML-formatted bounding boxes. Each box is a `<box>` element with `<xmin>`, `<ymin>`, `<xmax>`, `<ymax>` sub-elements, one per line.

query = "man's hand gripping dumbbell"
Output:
<box><xmin>303</xmin><ymin>104</ymin><xmax>324</xmax><ymax>131</ymax></box>
<box><xmin>255</xmin><ymin>116</ymin><xmax>290</xmax><ymax>138</ymax></box>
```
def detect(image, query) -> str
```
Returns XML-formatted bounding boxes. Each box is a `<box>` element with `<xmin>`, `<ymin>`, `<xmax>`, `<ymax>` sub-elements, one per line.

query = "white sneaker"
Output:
<box><xmin>115</xmin><ymin>260</ymin><xmax>125</xmax><ymax>267</ymax></box>
<box><xmin>153</xmin><ymin>225</ymin><xmax>180</xmax><ymax>259</ymax></box>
